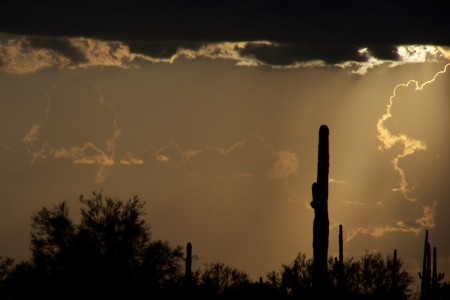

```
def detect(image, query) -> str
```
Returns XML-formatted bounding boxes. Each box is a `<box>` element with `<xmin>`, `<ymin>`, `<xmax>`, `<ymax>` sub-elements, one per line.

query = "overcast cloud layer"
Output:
<box><xmin>1</xmin><ymin>0</ymin><xmax>450</xmax><ymax>67</ymax></box>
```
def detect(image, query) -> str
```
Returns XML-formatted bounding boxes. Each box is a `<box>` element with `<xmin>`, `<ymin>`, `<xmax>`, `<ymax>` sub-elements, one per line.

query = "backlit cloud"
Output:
<box><xmin>0</xmin><ymin>37</ymin><xmax>71</xmax><ymax>74</ymax></box>
<box><xmin>345</xmin><ymin>202</ymin><xmax>436</xmax><ymax>241</ymax></box>
<box><xmin>120</xmin><ymin>152</ymin><xmax>144</xmax><ymax>166</ymax></box>
<box><xmin>376</xmin><ymin>63</ymin><xmax>450</xmax><ymax>201</ymax></box>
<box><xmin>21</xmin><ymin>76</ymin><xmax>122</xmax><ymax>184</ymax></box>
<box><xmin>2</xmin><ymin>34</ymin><xmax>449</xmax><ymax>76</ymax></box>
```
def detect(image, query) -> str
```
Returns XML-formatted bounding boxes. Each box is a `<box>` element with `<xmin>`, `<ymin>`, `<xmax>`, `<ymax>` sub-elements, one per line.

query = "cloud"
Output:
<box><xmin>376</xmin><ymin>63</ymin><xmax>450</xmax><ymax>201</ymax></box>
<box><xmin>1</xmin><ymin>0</ymin><xmax>449</xmax><ymax>74</ymax></box>
<box><xmin>21</xmin><ymin>76</ymin><xmax>123</xmax><ymax>184</ymax></box>
<box><xmin>2</xmin><ymin>33</ymin><xmax>449</xmax><ymax>75</ymax></box>
<box><xmin>147</xmin><ymin>135</ymin><xmax>299</xmax><ymax>180</ymax></box>
<box><xmin>344</xmin><ymin>200</ymin><xmax>437</xmax><ymax>241</ymax></box>
<box><xmin>22</xmin><ymin>124</ymin><xmax>41</xmax><ymax>147</ymax></box>
<box><xmin>180</xmin><ymin>135</ymin><xmax>272</xmax><ymax>177</ymax></box>
<box><xmin>1</xmin><ymin>0</ymin><xmax>449</xmax><ymax>46</ymax></box>
<box><xmin>330</xmin><ymin>178</ymin><xmax>348</xmax><ymax>184</ymax></box>
<box><xmin>269</xmin><ymin>150</ymin><xmax>299</xmax><ymax>179</ymax></box>
<box><xmin>0</xmin><ymin>37</ymin><xmax>71</xmax><ymax>74</ymax></box>
<box><xmin>51</xmin><ymin>143</ymin><xmax>114</xmax><ymax>165</ymax></box>
<box><xmin>415</xmin><ymin>202</ymin><xmax>437</xmax><ymax>228</ymax></box>
<box><xmin>438</xmin><ymin>47</ymin><xmax>450</xmax><ymax>60</ymax></box>
<box><xmin>346</xmin><ymin>223</ymin><xmax>421</xmax><ymax>241</ymax></box>
<box><xmin>119</xmin><ymin>152</ymin><xmax>144</xmax><ymax>166</ymax></box>
<box><xmin>0</xmin><ymin>34</ymin><xmax>176</xmax><ymax>74</ymax></box>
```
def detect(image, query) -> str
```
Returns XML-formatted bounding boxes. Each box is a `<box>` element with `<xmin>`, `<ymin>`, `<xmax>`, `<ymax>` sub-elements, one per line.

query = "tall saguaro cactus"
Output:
<box><xmin>184</xmin><ymin>242</ymin><xmax>192</xmax><ymax>287</ymax></box>
<box><xmin>392</xmin><ymin>249</ymin><xmax>398</xmax><ymax>286</ymax></box>
<box><xmin>419</xmin><ymin>230</ymin><xmax>431</xmax><ymax>300</ymax></box>
<box><xmin>419</xmin><ymin>230</ymin><xmax>445</xmax><ymax>300</ymax></box>
<box><xmin>391</xmin><ymin>249</ymin><xmax>400</xmax><ymax>298</ymax></box>
<box><xmin>431</xmin><ymin>246</ymin><xmax>445</xmax><ymax>298</ymax></box>
<box><xmin>338</xmin><ymin>224</ymin><xmax>343</xmax><ymax>269</ymax></box>
<box><xmin>337</xmin><ymin>224</ymin><xmax>345</xmax><ymax>295</ymax></box>
<box><xmin>311</xmin><ymin>125</ymin><xmax>330</xmax><ymax>293</ymax></box>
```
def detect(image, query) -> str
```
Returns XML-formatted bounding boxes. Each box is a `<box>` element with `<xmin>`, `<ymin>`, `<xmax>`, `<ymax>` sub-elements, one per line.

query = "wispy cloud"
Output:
<box><xmin>145</xmin><ymin>135</ymin><xmax>299</xmax><ymax>180</ymax></box>
<box><xmin>21</xmin><ymin>75</ymin><xmax>124</xmax><ymax>184</ymax></box>
<box><xmin>376</xmin><ymin>63</ymin><xmax>450</xmax><ymax>201</ymax></box>
<box><xmin>269</xmin><ymin>150</ymin><xmax>299</xmax><ymax>179</ymax></box>
<box><xmin>330</xmin><ymin>178</ymin><xmax>348</xmax><ymax>184</ymax></box>
<box><xmin>345</xmin><ymin>202</ymin><xmax>436</xmax><ymax>241</ymax></box>
<box><xmin>120</xmin><ymin>152</ymin><xmax>144</xmax><ymax>166</ymax></box>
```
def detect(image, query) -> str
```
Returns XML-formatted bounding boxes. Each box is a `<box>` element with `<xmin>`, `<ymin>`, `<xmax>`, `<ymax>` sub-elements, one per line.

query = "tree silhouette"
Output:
<box><xmin>138</xmin><ymin>240</ymin><xmax>185</xmax><ymax>298</ymax></box>
<box><xmin>0</xmin><ymin>188</ymin><xmax>418</xmax><ymax>300</ymax></box>
<box><xmin>267</xmin><ymin>250</ymin><xmax>413</xmax><ymax>300</ymax></box>
<box><xmin>278</xmin><ymin>252</ymin><xmax>313</xmax><ymax>298</ymax></box>
<box><xmin>342</xmin><ymin>251</ymin><xmax>413</xmax><ymax>299</ymax></box>
<box><xmin>0</xmin><ymin>191</ymin><xmax>190</xmax><ymax>300</ymax></box>
<box><xmin>199</xmin><ymin>262</ymin><xmax>250</xmax><ymax>297</ymax></box>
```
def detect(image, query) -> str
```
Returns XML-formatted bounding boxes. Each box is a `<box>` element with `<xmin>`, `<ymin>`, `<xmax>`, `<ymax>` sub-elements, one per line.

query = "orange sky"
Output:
<box><xmin>1</xmin><ymin>36</ymin><xmax>450</xmax><ymax>292</ymax></box>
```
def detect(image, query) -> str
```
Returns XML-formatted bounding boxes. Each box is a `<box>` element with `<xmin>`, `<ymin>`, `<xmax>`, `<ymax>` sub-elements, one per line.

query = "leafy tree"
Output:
<box><xmin>0</xmin><ymin>256</ymin><xmax>14</xmax><ymax>299</ymax></box>
<box><xmin>79</xmin><ymin>193</ymin><xmax>148</xmax><ymax>275</ymax></box>
<box><xmin>200</xmin><ymin>262</ymin><xmax>250</xmax><ymax>296</ymax></box>
<box><xmin>340</xmin><ymin>251</ymin><xmax>413</xmax><ymax>299</ymax></box>
<box><xmin>267</xmin><ymin>251</ymin><xmax>413</xmax><ymax>300</ymax></box>
<box><xmin>280</xmin><ymin>252</ymin><xmax>313</xmax><ymax>297</ymax></box>
<box><xmin>1</xmin><ymin>191</ymin><xmax>188</xmax><ymax>300</ymax></box>
<box><xmin>30</xmin><ymin>201</ymin><xmax>74</xmax><ymax>272</ymax></box>
<box><xmin>138</xmin><ymin>240</ymin><xmax>185</xmax><ymax>297</ymax></box>
<box><xmin>266</xmin><ymin>252</ymin><xmax>313</xmax><ymax>298</ymax></box>
<box><xmin>0</xmin><ymin>256</ymin><xmax>14</xmax><ymax>282</ymax></box>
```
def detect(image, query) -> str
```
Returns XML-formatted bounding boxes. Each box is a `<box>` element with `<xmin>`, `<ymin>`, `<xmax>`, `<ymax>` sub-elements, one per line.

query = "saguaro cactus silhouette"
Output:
<box><xmin>334</xmin><ymin>224</ymin><xmax>345</xmax><ymax>297</ymax></box>
<box><xmin>431</xmin><ymin>246</ymin><xmax>444</xmax><ymax>298</ymax></box>
<box><xmin>392</xmin><ymin>249</ymin><xmax>398</xmax><ymax>286</ymax></box>
<box><xmin>184</xmin><ymin>242</ymin><xmax>192</xmax><ymax>287</ymax></box>
<box><xmin>310</xmin><ymin>124</ymin><xmax>330</xmax><ymax>293</ymax></box>
<box><xmin>419</xmin><ymin>230</ymin><xmax>431</xmax><ymax>300</ymax></box>
<box><xmin>419</xmin><ymin>230</ymin><xmax>445</xmax><ymax>300</ymax></box>
<box><xmin>391</xmin><ymin>249</ymin><xmax>400</xmax><ymax>298</ymax></box>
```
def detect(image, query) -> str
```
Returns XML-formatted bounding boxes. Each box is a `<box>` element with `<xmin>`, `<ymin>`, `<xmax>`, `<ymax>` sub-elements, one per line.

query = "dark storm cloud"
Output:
<box><xmin>27</xmin><ymin>37</ymin><xmax>87</xmax><ymax>63</ymax></box>
<box><xmin>1</xmin><ymin>0</ymin><xmax>449</xmax><ymax>66</ymax></box>
<box><xmin>239</xmin><ymin>43</ymin><xmax>369</xmax><ymax>65</ymax></box>
<box><xmin>2</xmin><ymin>0</ymin><xmax>450</xmax><ymax>44</ymax></box>
<box><xmin>126</xmin><ymin>41</ymin><xmax>202</xmax><ymax>60</ymax></box>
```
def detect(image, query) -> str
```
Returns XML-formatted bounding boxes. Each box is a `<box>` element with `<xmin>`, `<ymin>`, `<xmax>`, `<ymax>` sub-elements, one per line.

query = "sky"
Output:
<box><xmin>1</xmin><ymin>0</ymin><xmax>450</xmax><ymax>291</ymax></box>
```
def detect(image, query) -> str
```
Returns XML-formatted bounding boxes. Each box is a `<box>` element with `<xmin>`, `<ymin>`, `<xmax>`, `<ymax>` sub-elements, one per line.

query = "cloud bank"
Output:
<box><xmin>1</xmin><ymin>34</ymin><xmax>449</xmax><ymax>75</ymax></box>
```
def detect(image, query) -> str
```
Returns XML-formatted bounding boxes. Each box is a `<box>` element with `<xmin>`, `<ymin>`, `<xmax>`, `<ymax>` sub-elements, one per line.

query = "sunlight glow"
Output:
<box><xmin>376</xmin><ymin>63</ymin><xmax>450</xmax><ymax>201</ymax></box>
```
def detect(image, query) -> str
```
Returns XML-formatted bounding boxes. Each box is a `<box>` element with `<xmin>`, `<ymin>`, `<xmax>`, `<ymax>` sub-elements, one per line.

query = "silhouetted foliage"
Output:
<box><xmin>199</xmin><ymin>262</ymin><xmax>250</xmax><ymax>297</ymax></box>
<box><xmin>0</xmin><ymin>191</ymin><xmax>419</xmax><ymax>300</ymax></box>
<box><xmin>0</xmin><ymin>256</ymin><xmax>14</xmax><ymax>282</ymax></box>
<box><xmin>138</xmin><ymin>240</ymin><xmax>185</xmax><ymax>297</ymax></box>
<box><xmin>0</xmin><ymin>191</ymin><xmax>188</xmax><ymax>300</ymax></box>
<box><xmin>266</xmin><ymin>251</ymin><xmax>413</xmax><ymax>300</ymax></box>
<box><xmin>266</xmin><ymin>252</ymin><xmax>313</xmax><ymax>298</ymax></box>
<box><xmin>0</xmin><ymin>256</ymin><xmax>14</xmax><ymax>299</ymax></box>
<box><xmin>340</xmin><ymin>251</ymin><xmax>413</xmax><ymax>299</ymax></box>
